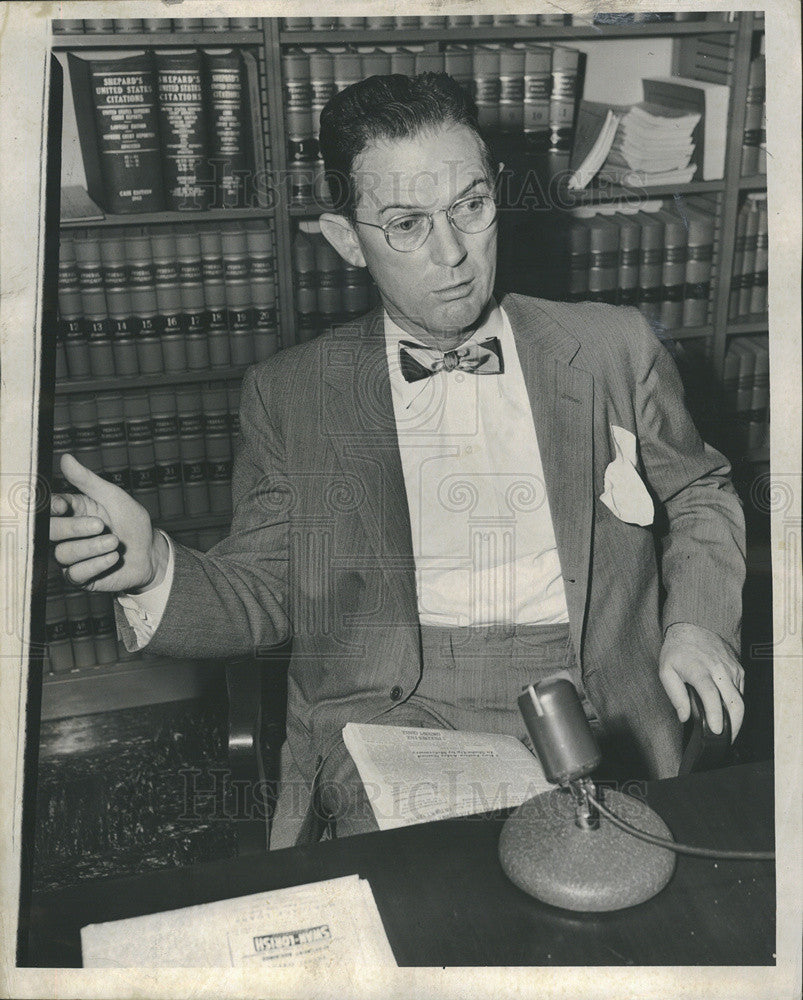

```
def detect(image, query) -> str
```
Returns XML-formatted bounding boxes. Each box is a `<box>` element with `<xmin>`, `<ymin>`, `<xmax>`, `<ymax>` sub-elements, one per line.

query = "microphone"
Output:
<box><xmin>498</xmin><ymin>677</ymin><xmax>677</xmax><ymax>912</ymax></box>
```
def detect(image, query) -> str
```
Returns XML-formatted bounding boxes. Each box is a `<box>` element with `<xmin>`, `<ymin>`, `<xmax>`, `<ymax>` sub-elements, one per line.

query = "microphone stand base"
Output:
<box><xmin>499</xmin><ymin>787</ymin><xmax>676</xmax><ymax>911</ymax></box>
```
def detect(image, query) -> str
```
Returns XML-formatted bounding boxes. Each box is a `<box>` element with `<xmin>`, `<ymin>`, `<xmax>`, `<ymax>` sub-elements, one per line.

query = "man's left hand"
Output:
<box><xmin>659</xmin><ymin>622</ymin><xmax>745</xmax><ymax>740</ymax></box>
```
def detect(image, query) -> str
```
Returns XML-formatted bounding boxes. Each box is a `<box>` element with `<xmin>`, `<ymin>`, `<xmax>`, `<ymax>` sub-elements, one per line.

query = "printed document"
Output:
<box><xmin>342</xmin><ymin>723</ymin><xmax>551</xmax><ymax>831</ymax></box>
<box><xmin>81</xmin><ymin>874</ymin><xmax>396</xmax><ymax>968</ymax></box>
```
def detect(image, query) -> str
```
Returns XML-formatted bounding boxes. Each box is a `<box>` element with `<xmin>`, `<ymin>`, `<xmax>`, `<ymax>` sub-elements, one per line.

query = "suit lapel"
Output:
<box><xmin>320</xmin><ymin>309</ymin><xmax>419</xmax><ymax>621</ymax></box>
<box><xmin>503</xmin><ymin>295</ymin><xmax>594</xmax><ymax>659</ymax></box>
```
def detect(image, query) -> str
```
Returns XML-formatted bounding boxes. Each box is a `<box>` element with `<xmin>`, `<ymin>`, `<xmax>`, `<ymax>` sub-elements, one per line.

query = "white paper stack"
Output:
<box><xmin>599</xmin><ymin>101</ymin><xmax>701</xmax><ymax>186</ymax></box>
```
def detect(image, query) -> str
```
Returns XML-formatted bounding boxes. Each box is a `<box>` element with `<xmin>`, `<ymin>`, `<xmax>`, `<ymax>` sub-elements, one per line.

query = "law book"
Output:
<box><xmin>444</xmin><ymin>45</ymin><xmax>473</xmax><ymax>97</ymax></box>
<box><xmin>315</xmin><ymin>232</ymin><xmax>344</xmax><ymax>329</ymax></box>
<box><xmin>641</xmin><ymin>76</ymin><xmax>730</xmax><ymax>180</ymax></box>
<box><xmin>64</xmin><ymin>584</ymin><xmax>98</xmax><ymax>669</ymax></box>
<box><xmin>389</xmin><ymin>47</ymin><xmax>416</xmax><ymax>77</ymax></box>
<box><xmin>567</xmin><ymin>101</ymin><xmax>623</xmax><ymax>190</ymax></box>
<box><xmin>472</xmin><ymin>46</ymin><xmax>501</xmax><ymax>131</ymax></box>
<box><xmin>203</xmin><ymin>384</ymin><xmax>233</xmax><ymax>514</ymax></box>
<box><xmin>738</xmin><ymin>195</ymin><xmax>762</xmax><ymax>316</ymax></box>
<box><xmin>199</xmin><ymin>226</ymin><xmax>231</xmax><ymax>367</ymax></box>
<box><xmin>96</xmin><ymin>393</ymin><xmax>130</xmax><ymax>493</ymax></box>
<box><xmin>174</xmin><ymin>228</ymin><xmax>209</xmax><ymax>368</ymax></box>
<box><xmin>309</xmin><ymin>49</ymin><xmax>336</xmax><ymax>139</ymax></box>
<box><xmin>72</xmin><ymin>234</ymin><xmax>115</xmax><ymax>377</ymax></box>
<box><xmin>681</xmin><ymin>205</ymin><xmax>715</xmax><ymax>327</ymax></box>
<box><xmin>548</xmin><ymin>46</ymin><xmax>583</xmax><ymax>156</ymax></box>
<box><xmin>498</xmin><ymin>46</ymin><xmax>525</xmax><ymax>134</ymax></box>
<box><xmin>283</xmin><ymin>47</ymin><xmax>316</xmax><ymax>171</ymax></box>
<box><xmin>357</xmin><ymin>47</ymin><xmax>392</xmax><ymax>78</ymax></box>
<box><xmin>113</xmin><ymin>19</ymin><xmax>144</xmax><ymax>32</ymax></box>
<box><xmin>176</xmin><ymin>386</ymin><xmax>210</xmax><ymax>516</ymax></box>
<box><xmin>203</xmin><ymin>49</ymin><xmax>249</xmax><ymax>208</ymax></box>
<box><xmin>67</xmin><ymin>51</ymin><xmax>165</xmax><ymax>214</ymax></box>
<box><xmin>612</xmin><ymin>212</ymin><xmax>641</xmax><ymax>306</ymax></box>
<box><xmin>566</xmin><ymin>217</ymin><xmax>590</xmax><ymax>302</ymax></box>
<box><xmin>149</xmin><ymin>388</ymin><xmax>184</xmax><ymax>519</ymax></box>
<box><xmin>653</xmin><ymin>207</ymin><xmax>687</xmax><ymax>330</ymax></box>
<box><xmin>153</xmin><ymin>49</ymin><xmax>210</xmax><ymax>210</ymax></box>
<box><xmin>238</xmin><ymin>48</ymin><xmax>269</xmax><ymax>209</ymax></box>
<box><xmin>124</xmin><ymin>393</ymin><xmax>161</xmax><ymax>519</ymax></box>
<box><xmin>221</xmin><ymin>225</ymin><xmax>255</xmax><ymax>366</ymax></box>
<box><xmin>99</xmin><ymin>229</ymin><xmax>138</xmax><ymax>376</ymax></box>
<box><xmin>729</xmin><ymin>339</ymin><xmax>757</xmax><ymax>452</ymax></box>
<box><xmin>89</xmin><ymin>592</ymin><xmax>118</xmax><ymax>664</ymax></box>
<box><xmin>46</xmin><ymin>574</ymin><xmax>74</xmax><ymax>674</ymax></box>
<box><xmin>245</xmin><ymin>222</ymin><xmax>280</xmax><ymax>361</ymax></box>
<box><xmin>150</xmin><ymin>229</ymin><xmax>190</xmax><ymax>368</ymax></box>
<box><xmin>742</xmin><ymin>337</ymin><xmax>770</xmax><ymax>451</ymax></box>
<box><xmin>333</xmin><ymin>51</ymin><xmax>362</xmax><ymax>94</ymax></box>
<box><xmin>293</xmin><ymin>228</ymin><xmax>318</xmax><ymax>334</ymax></box>
<box><xmin>749</xmin><ymin>195</ymin><xmax>769</xmax><ymax>316</ymax></box>
<box><xmin>58</xmin><ymin>236</ymin><xmax>91</xmax><ymax>378</ymax></box>
<box><xmin>342</xmin><ymin>723</ymin><xmax>550</xmax><ymax>831</ymax></box>
<box><xmin>414</xmin><ymin>50</ymin><xmax>445</xmax><ymax>75</ymax></box>
<box><xmin>729</xmin><ymin>200</ymin><xmax>749</xmax><ymax>320</ymax></box>
<box><xmin>633</xmin><ymin>209</ymin><xmax>665</xmax><ymax>325</ymax></box>
<box><xmin>522</xmin><ymin>45</ymin><xmax>553</xmax><ymax>151</ymax></box>
<box><xmin>584</xmin><ymin>213</ymin><xmax>619</xmax><ymax>304</ymax></box>
<box><xmin>741</xmin><ymin>49</ymin><xmax>765</xmax><ymax>175</ymax></box>
<box><xmin>124</xmin><ymin>232</ymin><xmax>167</xmax><ymax>375</ymax></box>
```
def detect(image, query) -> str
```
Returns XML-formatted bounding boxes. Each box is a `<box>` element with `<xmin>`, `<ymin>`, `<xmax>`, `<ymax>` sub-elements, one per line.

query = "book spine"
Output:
<box><xmin>567</xmin><ymin>218</ymin><xmax>590</xmax><ymax>302</ymax></box>
<box><xmin>585</xmin><ymin>216</ymin><xmax>619</xmax><ymax>305</ymax></box>
<box><xmin>283</xmin><ymin>48</ymin><xmax>316</xmax><ymax>171</ymax></box>
<box><xmin>58</xmin><ymin>236</ymin><xmax>92</xmax><ymax>378</ymax></box>
<box><xmin>444</xmin><ymin>46</ymin><xmax>473</xmax><ymax>98</ymax></box>
<box><xmin>548</xmin><ymin>46</ymin><xmax>580</xmax><ymax>154</ymax></box>
<box><xmin>472</xmin><ymin>46</ymin><xmax>501</xmax><ymax>131</ymax></box>
<box><xmin>52</xmin><ymin>401</ymin><xmax>72</xmax><ymax>493</ymax></box>
<box><xmin>203</xmin><ymin>384</ymin><xmax>233</xmax><ymax>515</ymax></box>
<box><xmin>199</xmin><ymin>227</ymin><xmax>231</xmax><ymax>367</ymax></box>
<box><xmin>142</xmin><ymin>19</ymin><xmax>173</xmax><ymax>31</ymax></box>
<box><xmin>294</xmin><ymin>229</ymin><xmax>318</xmax><ymax>340</ymax></box>
<box><xmin>749</xmin><ymin>198</ymin><xmax>768</xmax><ymax>315</ymax></box>
<box><xmin>96</xmin><ymin>392</ymin><xmax>130</xmax><ymax>493</ymax></box>
<box><xmin>149</xmin><ymin>387</ymin><xmax>185</xmax><ymax>519</ymax></box>
<box><xmin>246</xmin><ymin>222</ymin><xmax>280</xmax><ymax>361</ymax></box>
<box><xmin>732</xmin><ymin>342</ymin><xmax>757</xmax><ymax>453</ymax></box>
<box><xmin>315</xmin><ymin>231</ymin><xmax>344</xmax><ymax>330</ymax></box>
<box><xmin>83</xmin><ymin>19</ymin><xmax>115</xmax><ymax>33</ymax></box>
<box><xmin>174</xmin><ymin>228</ymin><xmax>210</xmax><ymax>369</ymax></box>
<box><xmin>76</xmin><ymin>52</ymin><xmax>165</xmax><ymax>213</ymax></box>
<box><xmin>173</xmin><ymin>19</ymin><xmax>203</xmax><ymax>32</ymax></box>
<box><xmin>72</xmin><ymin>234</ymin><xmax>115</xmax><ymax>377</ymax></box>
<box><xmin>124</xmin><ymin>392</ymin><xmax>161</xmax><ymax>519</ymax></box>
<box><xmin>523</xmin><ymin>46</ymin><xmax>553</xmax><ymax>150</ymax></box>
<box><xmin>227</xmin><ymin>383</ymin><xmax>241</xmax><ymax>449</ymax></box>
<box><xmin>498</xmin><ymin>47</ymin><xmax>525</xmax><ymax>134</ymax></box>
<box><xmin>738</xmin><ymin>198</ymin><xmax>761</xmax><ymax>316</ymax></box>
<box><xmin>124</xmin><ymin>233</ymin><xmax>169</xmax><ymax>375</ymax></box>
<box><xmin>203</xmin><ymin>49</ymin><xmax>248</xmax><ymax>209</ymax></box>
<box><xmin>414</xmin><ymin>50</ymin><xmax>445</xmax><ymax>75</ymax></box>
<box><xmin>176</xmin><ymin>386</ymin><xmax>209</xmax><ymax>516</ymax></box>
<box><xmin>682</xmin><ymin>210</ymin><xmax>715</xmax><ymax>327</ymax></box>
<box><xmin>64</xmin><ymin>583</ymin><xmax>98</xmax><ymax>669</ymax></box>
<box><xmin>100</xmin><ymin>230</ymin><xmax>138</xmax><ymax>376</ymax></box>
<box><xmin>741</xmin><ymin>51</ymin><xmax>765</xmax><ymax>175</ymax></box>
<box><xmin>46</xmin><ymin>565</ymin><xmax>74</xmax><ymax>674</ymax></box>
<box><xmin>613</xmin><ymin>214</ymin><xmax>640</xmax><ymax>307</ymax></box>
<box><xmin>88</xmin><ymin>591</ymin><xmax>119</xmax><ymax>664</ymax></box>
<box><xmin>635</xmin><ymin>213</ymin><xmax>664</xmax><ymax>325</ymax></box>
<box><xmin>113</xmin><ymin>19</ymin><xmax>144</xmax><ymax>32</ymax></box>
<box><xmin>221</xmin><ymin>225</ymin><xmax>255</xmax><ymax>365</ymax></box>
<box><xmin>154</xmin><ymin>49</ymin><xmax>210</xmax><ymax>210</ymax></box>
<box><xmin>151</xmin><ymin>229</ymin><xmax>191</xmax><ymax>368</ymax></box>
<box><xmin>729</xmin><ymin>203</ymin><xmax>748</xmax><ymax>320</ymax></box>
<box><xmin>746</xmin><ymin>338</ymin><xmax>770</xmax><ymax>450</ymax></box>
<box><xmin>657</xmin><ymin>209</ymin><xmax>687</xmax><ymax>331</ymax></box>
<box><xmin>202</xmin><ymin>18</ymin><xmax>231</xmax><ymax>32</ymax></box>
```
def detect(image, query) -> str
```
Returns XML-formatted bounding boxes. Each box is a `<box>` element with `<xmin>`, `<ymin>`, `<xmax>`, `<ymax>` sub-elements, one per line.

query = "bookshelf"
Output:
<box><xmin>47</xmin><ymin>12</ymin><xmax>768</xmax><ymax>715</ymax></box>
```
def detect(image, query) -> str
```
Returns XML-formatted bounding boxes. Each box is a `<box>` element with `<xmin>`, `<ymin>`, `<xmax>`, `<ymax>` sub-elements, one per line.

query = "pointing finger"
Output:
<box><xmin>60</xmin><ymin>454</ymin><xmax>119</xmax><ymax>508</ymax></box>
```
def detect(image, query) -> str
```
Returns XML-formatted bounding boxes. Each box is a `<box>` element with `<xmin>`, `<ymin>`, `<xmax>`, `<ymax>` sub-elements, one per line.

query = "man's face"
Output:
<box><xmin>349</xmin><ymin>123</ymin><xmax>498</xmax><ymax>346</ymax></box>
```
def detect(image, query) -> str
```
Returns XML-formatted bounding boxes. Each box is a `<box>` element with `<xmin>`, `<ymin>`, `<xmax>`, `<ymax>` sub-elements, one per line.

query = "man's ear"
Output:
<box><xmin>319</xmin><ymin>212</ymin><xmax>367</xmax><ymax>269</ymax></box>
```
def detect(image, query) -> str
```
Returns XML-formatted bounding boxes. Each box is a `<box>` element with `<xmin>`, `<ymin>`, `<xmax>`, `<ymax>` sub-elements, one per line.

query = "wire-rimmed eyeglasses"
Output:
<box><xmin>353</xmin><ymin>193</ymin><xmax>497</xmax><ymax>253</ymax></box>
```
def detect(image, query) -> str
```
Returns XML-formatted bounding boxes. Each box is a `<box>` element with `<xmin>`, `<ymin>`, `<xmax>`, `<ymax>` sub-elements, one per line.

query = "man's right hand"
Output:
<box><xmin>50</xmin><ymin>454</ymin><xmax>169</xmax><ymax>594</ymax></box>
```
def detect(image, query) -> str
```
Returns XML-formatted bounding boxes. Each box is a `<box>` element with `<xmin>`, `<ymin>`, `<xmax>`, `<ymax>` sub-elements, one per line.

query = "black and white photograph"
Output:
<box><xmin>0</xmin><ymin>2</ymin><xmax>800</xmax><ymax>998</ymax></box>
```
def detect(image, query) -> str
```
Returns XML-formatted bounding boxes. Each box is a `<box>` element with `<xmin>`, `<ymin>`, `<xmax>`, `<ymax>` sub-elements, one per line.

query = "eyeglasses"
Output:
<box><xmin>354</xmin><ymin>193</ymin><xmax>497</xmax><ymax>253</ymax></box>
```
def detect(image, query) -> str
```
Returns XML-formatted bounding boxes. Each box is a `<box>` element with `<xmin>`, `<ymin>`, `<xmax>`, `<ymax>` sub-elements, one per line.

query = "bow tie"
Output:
<box><xmin>398</xmin><ymin>337</ymin><xmax>504</xmax><ymax>383</ymax></box>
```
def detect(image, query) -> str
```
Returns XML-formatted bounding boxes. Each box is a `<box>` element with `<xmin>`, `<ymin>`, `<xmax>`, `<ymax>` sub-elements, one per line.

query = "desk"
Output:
<box><xmin>23</xmin><ymin>761</ymin><xmax>775</xmax><ymax>967</ymax></box>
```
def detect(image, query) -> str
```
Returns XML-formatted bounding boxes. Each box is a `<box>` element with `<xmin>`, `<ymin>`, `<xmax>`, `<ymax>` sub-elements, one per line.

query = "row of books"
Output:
<box><xmin>741</xmin><ymin>40</ymin><xmax>767</xmax><ymax>176</ymax></box>
<box><xmin>68</xmin><ymin>48</ymin><xmax>266</xmax><ymax>213</ymax></box>
<box><xmin>54</xmin><ymin>18</ymin><xmax>260</xmax><ymax>34</ymax></box>
<box><xmin>56</xmin><ymin>223</ymin><xmax>279</xmax><ymax>380</ymax></box>
<box><xmin>281</xmin><ymin>13</ymin><xmax>705</xmax><ymax>31</ymax></box>
<box><xmin>565</xmin><ymin>201</ymin><xmax>715</xmax><ymax>329</ymax></box>
<box><xmin>729</xmin><ymin>193</ymin><xmax>768</xmax><ymax>321</ymax></box>
<box><xmin>52</xmin><ymin>384</ymin><xmax>242</xmax><ymax>522</ymax></box>
<box><xmin>722</xmin><ymin>336</ymin><xmax>770</xmax><ymax>454</ymax></box>
<box><xmin>293</xmin><ymin>226</ymin><xmax>381</xmax><ymax>337</ymax></box>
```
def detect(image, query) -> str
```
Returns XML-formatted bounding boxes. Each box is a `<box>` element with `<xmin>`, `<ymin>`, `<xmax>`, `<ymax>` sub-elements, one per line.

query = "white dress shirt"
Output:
<box><xmin>119</xmin><ymin>302</ymin><xmax>568</xmax><ymax>644</ymax></box>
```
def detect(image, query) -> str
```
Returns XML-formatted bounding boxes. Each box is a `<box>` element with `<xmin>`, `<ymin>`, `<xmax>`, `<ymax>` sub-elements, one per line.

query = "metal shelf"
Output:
<box><xmin>662</xmin><ymin>325</ymin><xmax>715</xmax><ymax>341</ymax></box>
<box><xmin>56</xmin><ymin>366</ymin><xmax>250</xmax><ymax>395</ymax></box>
<box><xmin>279</xmin><ymin>22</ymin><xmax>739</xmax><ymax>45</ymax></box>
<box><xmin>61</xmin><ymin>206</ymin><xmax>275</xmax><ymax>229</ymax></box>
<box><xmin>727</xmin><ymin>317</ymin><xmax>769</xmax><ymax>335</ymax></box>
<box><xmin>51</xmin><ymin>31</ymin><xmax>263</xmax><ymax>49</ymax></box>
<box><xmin>739</xmin><ymin>175</ymin><xmax>768</xmax><ymax>191</ymax></box>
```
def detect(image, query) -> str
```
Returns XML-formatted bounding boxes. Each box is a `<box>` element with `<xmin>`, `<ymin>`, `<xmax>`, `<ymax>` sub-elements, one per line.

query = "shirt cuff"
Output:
<box><xmin>116</xmin><ymin>531</ymin><xmax>175</xmax><ymax>649</ymax></box>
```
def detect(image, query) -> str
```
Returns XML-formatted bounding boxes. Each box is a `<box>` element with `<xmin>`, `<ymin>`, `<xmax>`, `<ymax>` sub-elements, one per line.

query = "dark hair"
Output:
<box><xmin>318</xmin><ymin>72</ymin><xmax>497</xmax><ymax>219</ymax></box>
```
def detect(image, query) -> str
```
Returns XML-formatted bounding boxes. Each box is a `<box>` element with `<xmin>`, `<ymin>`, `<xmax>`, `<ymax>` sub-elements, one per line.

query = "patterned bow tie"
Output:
<box><xmin>398</xmin><ymin>337</ymin><xmax>504</xmax><ymax>383</ymax></box>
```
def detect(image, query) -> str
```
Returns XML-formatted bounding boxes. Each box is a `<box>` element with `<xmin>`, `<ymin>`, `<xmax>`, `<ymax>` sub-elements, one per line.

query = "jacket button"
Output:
<box><xmin>390</xmin><ymin>685</ymin><xmax>403</xmax><ymax>702</ymax></box>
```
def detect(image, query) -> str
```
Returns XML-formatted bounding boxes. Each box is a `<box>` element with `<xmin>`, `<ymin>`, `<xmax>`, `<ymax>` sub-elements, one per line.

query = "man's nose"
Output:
<box><xmin>428</xmin><ymin>212</ymin><xmax>467</xmax><ymax>268</ymax></box>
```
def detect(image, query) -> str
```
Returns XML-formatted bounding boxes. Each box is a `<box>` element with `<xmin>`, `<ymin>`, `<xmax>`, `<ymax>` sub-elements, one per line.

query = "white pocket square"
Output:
<box><xmin>599</xmin><ymin>425</ymin><xmax>654</xmax><ymax>526</ymax></box>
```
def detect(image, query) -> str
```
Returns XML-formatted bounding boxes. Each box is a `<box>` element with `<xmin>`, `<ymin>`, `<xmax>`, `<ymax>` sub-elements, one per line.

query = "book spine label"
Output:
<box><xmin>154</xmin><ymin>50</ymin><xmax>210</xmax><ymax>210</ymax></box>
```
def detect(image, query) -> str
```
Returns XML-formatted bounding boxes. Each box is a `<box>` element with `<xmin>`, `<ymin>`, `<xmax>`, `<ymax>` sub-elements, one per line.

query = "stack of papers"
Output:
<box><xmin>81</xmin><ymin>875</ymin><xmax>397</xmax><ymax>968</ymax></box>
<box><xmin>342</xmin><ymin>723</ymin><xmax>551</xmax><ymax>831</ymax></box>
<box><xmin>601</xmin><ymin>102</ymin><xmax>700</xmax><ymax>186</ymax></box>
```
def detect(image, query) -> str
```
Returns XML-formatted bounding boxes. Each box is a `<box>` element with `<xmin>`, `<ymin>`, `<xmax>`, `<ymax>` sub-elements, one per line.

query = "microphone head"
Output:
<box><xmin>518</xmin><ymin>677</ymin><xmax>601</xmax><ymax>784</ymax></box>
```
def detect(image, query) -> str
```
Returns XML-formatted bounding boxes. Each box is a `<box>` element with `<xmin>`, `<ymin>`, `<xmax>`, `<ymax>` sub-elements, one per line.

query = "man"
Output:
<box><xmin>50</xmin><ymin>74</ymin><xmax>745</xmax><ymax>846</ymax></box>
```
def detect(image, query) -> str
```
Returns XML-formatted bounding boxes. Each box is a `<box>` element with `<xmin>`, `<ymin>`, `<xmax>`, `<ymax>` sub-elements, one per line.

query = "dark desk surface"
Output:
<box><xmin>23</xmin><ymin>760</ymin><xmax>775</xmax><ymax>967</ymax></box>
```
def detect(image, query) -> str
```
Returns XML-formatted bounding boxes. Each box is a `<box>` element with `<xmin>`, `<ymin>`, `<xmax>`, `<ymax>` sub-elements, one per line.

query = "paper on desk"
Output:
<box><xmin>80</xmin><ymin>874</ymin><xmax>397</xmax><ymax>968</ymax></box>
<box><xmin>342</xmin><ymin>723</ymin><xmax>551</xmax><ymax>831</ymax></box>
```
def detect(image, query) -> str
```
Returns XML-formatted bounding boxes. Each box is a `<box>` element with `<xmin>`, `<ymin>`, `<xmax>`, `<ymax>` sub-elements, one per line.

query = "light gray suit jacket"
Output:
<box><xmin>129</xmin><ymin>294</ymin><xmax>744</xmax><ymax>814</ymax></box>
